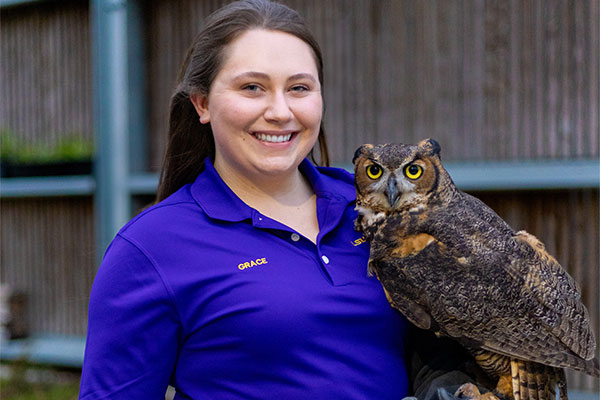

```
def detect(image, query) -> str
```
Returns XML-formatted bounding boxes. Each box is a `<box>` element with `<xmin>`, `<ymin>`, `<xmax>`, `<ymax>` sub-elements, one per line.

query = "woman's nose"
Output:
<box><xmin>264</xmin><ymin>91</ymin><xmax>293</xmax><ymax>122</ymax></box>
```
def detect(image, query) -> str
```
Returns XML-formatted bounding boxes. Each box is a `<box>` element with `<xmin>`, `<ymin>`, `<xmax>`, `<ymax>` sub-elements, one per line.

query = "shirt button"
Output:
<box><xmin>321</xmin><ymin>255</ymin><xmax>330</xmax><ymax>264</ymax></box>
<box><xmin>291</xmin><ymin>233</ymin><xmax>300</xmax><ymax>242</ymax></box>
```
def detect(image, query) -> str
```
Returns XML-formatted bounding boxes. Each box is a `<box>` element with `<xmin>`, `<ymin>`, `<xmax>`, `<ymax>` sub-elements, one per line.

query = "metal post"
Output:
<box><xmin>91</xmin><ymin>0</ymin><xmax>145</xmax><ymax>262</ymax></box>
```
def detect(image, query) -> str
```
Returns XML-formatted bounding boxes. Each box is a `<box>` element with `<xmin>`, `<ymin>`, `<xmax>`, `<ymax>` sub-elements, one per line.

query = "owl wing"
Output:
<box><xmin>503</xmin><ymin>230</ymin><xmax>596</xmax><ymax>360</ymax></box>
<box><xmin>413</xmin><ymin>196</ymin><xmax>597</xmax><ymax>371</ymax></box>
<box><xmin>456</xmin><ymin>194</ymin><xmax>596</xmax><ymax>360</ymax></box>
<box><xmin>369</xmin><ymin>257</ymin><xmax>435</xmax><ymax>331</ymax></box>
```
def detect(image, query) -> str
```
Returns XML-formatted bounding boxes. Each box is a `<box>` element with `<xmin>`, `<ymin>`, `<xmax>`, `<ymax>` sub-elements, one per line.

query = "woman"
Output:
<box><xmin>79</xmin><ymin>1</ymin><xmax>484</xmax><ymax>399</ymax></box>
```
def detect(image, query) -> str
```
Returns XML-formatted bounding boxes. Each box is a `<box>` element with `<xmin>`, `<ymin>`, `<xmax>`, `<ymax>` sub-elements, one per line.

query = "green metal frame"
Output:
<box><xmin>0</xmin><ymin>333</ymin><xmax>86</xmax><ymax>368</ymax></box>
<box><xmin>444</xmin><ymin>159</ymin><xmax>600</xmax><ymax>191</ymax></box>
<box><xmin>0</xmin><ymin>176</ymin><xmax>96</xmax><ymax>197</ymax></box>
<box><xmin>2</xmin><ymin>159</ymin><xmax>598</xmax><ymax>198</ymax></box>
<box><xmin>91</xmin><ymin>0</ymin><xmax>146</xmax><ymax>255</ymax></box>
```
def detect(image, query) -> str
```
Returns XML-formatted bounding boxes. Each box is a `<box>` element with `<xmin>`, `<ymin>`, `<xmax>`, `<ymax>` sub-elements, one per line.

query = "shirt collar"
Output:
<box><xmin>191</xmin><ymin>157</ymin><xmax>356</xmax><ymax>223</ymax></box>
<box><xmin>299</xmin><ymin>159</ymin><xmax>356</xmax><ymax>204</ymax></box>
<box><xmin>191</xmin><ymin>158</ymin><xmax>252</xmax><ymax>222</ymax></box>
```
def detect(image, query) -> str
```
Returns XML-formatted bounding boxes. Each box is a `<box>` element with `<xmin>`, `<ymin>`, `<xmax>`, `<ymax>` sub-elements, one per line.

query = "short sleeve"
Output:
<box><xmin>79</xmin><ymin>234</ymin><xmax>182</xmax><ymax>400</ymax></box>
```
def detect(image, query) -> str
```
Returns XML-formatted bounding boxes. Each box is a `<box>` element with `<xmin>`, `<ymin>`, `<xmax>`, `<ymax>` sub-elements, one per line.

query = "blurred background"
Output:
<box><xmin>0</xmin><ymin>0</ymin><xmax>598</xmax><ymax>398</ymax></box>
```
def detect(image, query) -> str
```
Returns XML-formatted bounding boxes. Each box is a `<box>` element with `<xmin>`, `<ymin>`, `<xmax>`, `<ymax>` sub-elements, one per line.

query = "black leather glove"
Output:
<box><xmin>405</xmin><ymin>326</ymin><xmax>497</xmax><ymax>400</ymax></box>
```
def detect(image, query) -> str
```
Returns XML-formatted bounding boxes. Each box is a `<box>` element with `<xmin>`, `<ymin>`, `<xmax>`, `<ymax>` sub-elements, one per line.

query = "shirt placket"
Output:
<box><xmin>250</xmin><ymin>196</ymin><xmax>352</xmax><ymax>286</ymax></box>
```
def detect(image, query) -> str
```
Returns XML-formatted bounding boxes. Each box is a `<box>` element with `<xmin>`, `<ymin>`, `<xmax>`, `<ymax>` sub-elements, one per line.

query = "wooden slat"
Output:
<box><xmin>0</xmin><ymin>1</ymin><xmax>92</xmax><ymax>150</ymax></box>
<box><xmin>590</xmin><ymin>0</ymin><xmax>600</xmax><ymax>155</ymax></box>
<box><xmin>0</xmin><ymin>197</ymin><xmax>95</xmax><ymax>335</ymax></box>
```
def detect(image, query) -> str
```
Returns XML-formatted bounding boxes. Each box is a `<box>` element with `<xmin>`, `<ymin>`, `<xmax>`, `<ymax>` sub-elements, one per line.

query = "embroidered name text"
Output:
<box><xmin>238</xmin><ymin>258</ymin><xmax>268</xmax><ymax>270</ymax></box>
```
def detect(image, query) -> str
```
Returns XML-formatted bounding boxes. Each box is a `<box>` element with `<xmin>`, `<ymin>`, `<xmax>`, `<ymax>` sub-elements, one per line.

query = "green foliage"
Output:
<box><xmin>0</xmin><ymin>361</ymin><xmax>79</xmax><ymax>400</ymax></box>
<box><xmin>0</xmin><ymin>378</ymin><xmax>79</xmax><ymax>400</ymax></box>
<box><xmin>0</xmin><ymin>129</ymin><xmax>19</xmax><ymax>160</ymax></box>
<box><xmin>0</xmin><ymin>129</ymin><xmax>94</xmax><ymax>164</ymax></box>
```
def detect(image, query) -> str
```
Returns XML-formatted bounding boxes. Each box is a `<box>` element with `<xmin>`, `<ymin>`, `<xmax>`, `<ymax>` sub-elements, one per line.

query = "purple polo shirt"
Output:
<box><xmin>80</xmin><ymin>158</ymin><xmax>409</xmax><ymax>400</ymax></box>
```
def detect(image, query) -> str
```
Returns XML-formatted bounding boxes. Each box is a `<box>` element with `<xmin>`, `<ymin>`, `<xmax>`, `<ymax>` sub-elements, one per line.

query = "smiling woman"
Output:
<box><xmin>190</xmin><ymin>29</ymin><xmax>322</xmax><ymax>187</ymax></box>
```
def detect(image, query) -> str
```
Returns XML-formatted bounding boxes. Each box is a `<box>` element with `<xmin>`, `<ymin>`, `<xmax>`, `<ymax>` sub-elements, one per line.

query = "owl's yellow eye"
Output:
<box><xmin>366</xmin><ymin>164</ymin><xmax>383</xmax><ymax>180</ymax></box>
<box><xmin>405</xmin><ymin>164</ymin><xmax>423</xmax><ymax>180</ymax></box>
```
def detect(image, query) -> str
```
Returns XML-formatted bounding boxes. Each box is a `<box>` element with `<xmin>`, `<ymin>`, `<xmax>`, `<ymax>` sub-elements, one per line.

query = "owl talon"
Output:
<box><xmin>454</xmin><ymin>383</ymin><xmax>500</xmax><ymax>400</ymax></box>
<box><xmin>455</xmin><ymin>383</ymin><xmax>481</xmax><ymax>398</ymax></box>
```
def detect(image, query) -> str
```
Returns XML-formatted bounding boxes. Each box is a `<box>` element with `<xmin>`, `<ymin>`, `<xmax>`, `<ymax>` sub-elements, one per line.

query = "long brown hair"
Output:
<box><xmin>156</xmin><ymin>0</ymin><xmax>330</xmax><ymax>201</ymax></box>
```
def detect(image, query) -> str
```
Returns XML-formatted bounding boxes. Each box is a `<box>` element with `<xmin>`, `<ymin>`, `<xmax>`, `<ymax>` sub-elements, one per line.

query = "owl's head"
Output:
<box><xmin>353</xmin><ymin>138</ymin><xmax>453</xmax><ymax>215</ymax></box>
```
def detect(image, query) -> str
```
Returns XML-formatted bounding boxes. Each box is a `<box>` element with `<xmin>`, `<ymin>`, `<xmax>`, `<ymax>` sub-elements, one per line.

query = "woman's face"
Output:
<box><xmin>191</xmin><ymin>29</ymin><xmax>323</xmax><ymax>182</ymax></box>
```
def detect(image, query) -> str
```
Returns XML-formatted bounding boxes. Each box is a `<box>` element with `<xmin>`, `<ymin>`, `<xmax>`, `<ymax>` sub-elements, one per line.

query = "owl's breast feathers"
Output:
<box><xmin>367</xmin><ymin>191</ymin><xmax>599</xmax><ymax>376</ymax></box>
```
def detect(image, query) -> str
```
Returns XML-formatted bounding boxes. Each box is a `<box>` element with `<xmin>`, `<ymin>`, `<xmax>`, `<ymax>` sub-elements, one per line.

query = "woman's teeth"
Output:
<box><xmin>255</xmin><ymin>133</ymin><xmax>292</xmax><ymax>143</ymax></box>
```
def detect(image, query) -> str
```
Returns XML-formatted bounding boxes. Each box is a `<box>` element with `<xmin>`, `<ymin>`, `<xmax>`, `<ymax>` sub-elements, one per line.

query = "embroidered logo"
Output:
<box><xmin>351</xmin><ymin>236</ymin><xmax>366</xmax><ymax>246</ymax></box>
<box><xmin>238</xmin><ymin>257</ymin><xmax>268</xmax><ymax>270</ymax></box>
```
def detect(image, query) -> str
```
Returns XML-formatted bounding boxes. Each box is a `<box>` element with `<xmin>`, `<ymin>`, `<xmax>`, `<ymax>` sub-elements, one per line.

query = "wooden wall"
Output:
<box><xmin>0</xmin><ymin>1</ymin><xmax>95</xmax><ymax>337</ymax></box>
<box><xmin>0</xmin><ymin>0</ymin><xmax>93</xmax><ymax>147</ymax></box>
<box><xmin>146</xmin><ymin>0</ymin><xmax>599</xmax><ymax>168</ymax></box>
<box><xmin>0</xmin><ymin>197</ymin><xmax>95</xmax><ymax>336</ymax></box>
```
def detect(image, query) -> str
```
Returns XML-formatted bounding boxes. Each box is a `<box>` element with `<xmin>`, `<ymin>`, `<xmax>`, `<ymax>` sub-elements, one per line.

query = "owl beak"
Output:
<box><xmin>386</xmin><ymin>176</ymin><xmax>400</xmax><ymax>206</ymax></box>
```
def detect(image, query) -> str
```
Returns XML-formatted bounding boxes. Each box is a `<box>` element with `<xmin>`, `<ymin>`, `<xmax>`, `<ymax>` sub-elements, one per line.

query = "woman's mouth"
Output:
<box><xmin>253</xmin><ymin>132</ymin><xmax>294</xmax><ymax>143</ymax></box>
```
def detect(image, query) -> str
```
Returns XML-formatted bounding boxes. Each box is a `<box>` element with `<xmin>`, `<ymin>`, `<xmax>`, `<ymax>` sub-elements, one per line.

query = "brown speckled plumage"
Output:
<box><xmin>353</xmin><ymin>139</ymin><xmax>599</xmax><ymax>400</ymax></box>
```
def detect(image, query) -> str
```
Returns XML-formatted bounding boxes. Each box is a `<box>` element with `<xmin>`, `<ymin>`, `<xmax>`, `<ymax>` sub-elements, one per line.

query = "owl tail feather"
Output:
<box><xmin>510</xmin><ymin>359</ymin><xmax>567</xmax><ymax>400</ymax></box>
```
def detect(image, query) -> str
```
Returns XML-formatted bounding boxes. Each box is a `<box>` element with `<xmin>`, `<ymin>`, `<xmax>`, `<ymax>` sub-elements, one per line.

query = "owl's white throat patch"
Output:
<box><xmin>398</xmin><ymin>191</ymin><xmax>417</xmax><ymax>207</ymax></box>
<box><xmin>355</xmin><ymin>205</ymin><xmax>386</xmax><ymax>229</ymax></box>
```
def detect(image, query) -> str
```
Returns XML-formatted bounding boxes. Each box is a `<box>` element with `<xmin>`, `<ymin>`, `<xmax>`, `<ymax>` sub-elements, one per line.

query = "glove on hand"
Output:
<box><xmin>437</xmin><ymin>384</ymin><xmax>501</xmax><ymax>400</ymax></box>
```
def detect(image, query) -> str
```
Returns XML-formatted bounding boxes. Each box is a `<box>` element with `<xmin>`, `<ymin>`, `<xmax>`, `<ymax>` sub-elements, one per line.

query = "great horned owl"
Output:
<box><xmin>352</xmin><ymin>138</ymin><xmax>599</xmax><ymax>400</ymax></box>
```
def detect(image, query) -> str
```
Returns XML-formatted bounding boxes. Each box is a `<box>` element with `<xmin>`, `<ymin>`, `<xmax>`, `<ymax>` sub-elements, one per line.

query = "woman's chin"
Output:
<box><xmin>251</xmin><ymin>157</ymin><xmax>302</xmax><ymax>177</ymax></box>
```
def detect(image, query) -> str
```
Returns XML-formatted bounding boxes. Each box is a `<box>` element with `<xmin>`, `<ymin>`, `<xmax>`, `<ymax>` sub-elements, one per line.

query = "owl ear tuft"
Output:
<box><xmin>353</xmin><ymin>144</ymin><xmax>374</xmax><ymax>164</ymax></box>
<box><xmin>418</xmin><ymin>138</ymin><xmax>441</xmax><ymax>157</ymax></box>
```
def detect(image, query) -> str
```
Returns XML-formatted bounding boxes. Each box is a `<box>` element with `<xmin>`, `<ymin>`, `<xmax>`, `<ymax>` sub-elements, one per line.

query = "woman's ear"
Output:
<box><xmin>190</xmin><ymin>93</ymin><xmax>210</xmax><ymax>124</ymax></box>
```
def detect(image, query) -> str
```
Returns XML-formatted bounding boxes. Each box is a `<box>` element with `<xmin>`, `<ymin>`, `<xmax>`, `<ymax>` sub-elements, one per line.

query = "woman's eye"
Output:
<box><xmin>291</xmin><ymin>85</ymin><xmax>309</xmax><ymax>92</ymax></box>
<box><xmin>242</xmin><ymin>84</ymin><xmax>261</xmax><ymax>92</ymax></box>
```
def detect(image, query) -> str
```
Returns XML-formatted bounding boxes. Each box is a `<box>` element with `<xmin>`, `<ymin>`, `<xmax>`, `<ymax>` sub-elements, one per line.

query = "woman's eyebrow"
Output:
<box><xmin>288</xmin><ymin>73</ymin><xmax>317</xmax><ymax>83</ymax></box>
<box><xmin>232</xmin><ymin>71</ymin><xmax>317</xmax><ymax>83</ymax></box>
<box><xmin>232</xmin><ymin>71</ymin><xmax>270</xmax><ymax>81</ymax></box>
